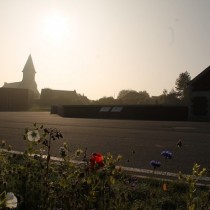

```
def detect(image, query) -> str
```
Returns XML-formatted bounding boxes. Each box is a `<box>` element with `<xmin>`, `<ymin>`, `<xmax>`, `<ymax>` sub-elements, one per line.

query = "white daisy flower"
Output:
<box><xmin>6</xmin><ymin>192</ymin><xmax>17</xmax><ymax>209</ymax></box>
<box><xmin>27</xmin><ymin>130</ymin><xmax>40</xmax><ymax>142</ymax></box>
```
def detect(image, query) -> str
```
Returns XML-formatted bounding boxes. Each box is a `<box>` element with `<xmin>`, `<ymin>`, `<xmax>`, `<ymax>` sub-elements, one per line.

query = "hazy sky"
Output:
<box><xmin>1</xmin><ymin>0</ymin><xmax>210</xmax><ymax>100</ymax></box>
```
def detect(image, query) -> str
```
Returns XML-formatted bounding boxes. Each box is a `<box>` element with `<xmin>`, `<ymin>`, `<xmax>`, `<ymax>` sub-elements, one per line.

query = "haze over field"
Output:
<box><xmin>1</xmin><ymin>0</ymin><xmax>210</xmax><ymax>100</ymax></box>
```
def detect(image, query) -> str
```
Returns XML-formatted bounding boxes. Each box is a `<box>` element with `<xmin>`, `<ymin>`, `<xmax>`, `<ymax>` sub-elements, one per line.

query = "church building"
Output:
<box><xmin>2</xmin><ymin>55</ymin><xmax>40</xmax><ymax>99</ymax></box>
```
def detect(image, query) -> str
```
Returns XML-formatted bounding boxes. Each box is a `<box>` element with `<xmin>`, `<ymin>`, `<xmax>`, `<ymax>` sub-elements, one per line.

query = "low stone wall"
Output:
<box><xmin>51</xmin><ymin>105</ymin><xmax>188</xmax><ymax>121</ymax></box>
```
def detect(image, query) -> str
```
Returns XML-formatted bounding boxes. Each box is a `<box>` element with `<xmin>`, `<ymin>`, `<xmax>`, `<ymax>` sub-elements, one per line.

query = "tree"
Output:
<box><xmin>93</xmin><ymin>96</ymin><xmax>116</xmax><ymax>105</ymax></box>
<box><xmin>162</xmin><ymin>89</ymin><xmax>168</xmax><ymax>96</ymax></box>
<box><xmin>119</xmin><ymin>90</ymin><xmax>140</xmax><ymax>104</ymax></box>
<box><xmin>138</xmin><ymin>91</ymin><xmax>150</xmax><ymax>104</ymax></box>
<box><xmin>175</xmin><ymin>71</ymin><xmax>191</xmax><ymax>104</ymax></box>
<box><xmin>117</xmin><ymin>90</ymin><xmax>135</xmax><ymax>100</ymax></box>
<box><xmin>117</xmin><ymin>89</ymin><xmax>151</xmax><ymax>104</ymax></box>
<box><xmin>157</xmin><ymin>89</ymin><xmax>181</xmax><ymax>105</ymax></box>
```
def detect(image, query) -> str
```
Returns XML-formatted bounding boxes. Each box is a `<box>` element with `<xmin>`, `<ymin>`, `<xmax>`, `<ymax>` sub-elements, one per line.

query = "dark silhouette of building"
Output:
<box><xmin>41</xmin><ymin>88</ymin><xmax>90</xmax><ymax>107</ymax></box>
<box><xmin>0</xmin><ymin>88</ymin><xmax>33</xmax><ymax>111</ymax></box>
<box><xmin>40</xmin><ymin>88</ymin><xmax>78</xmax><ymax>106</ymax></box>
<box><xmin>2</xmin><ymin>55</ymin><xmax>40</xmax><ymax>99</ymax></box>
<box><xmin>188</xmin><ymin>66</ymin><xmax>210</xmax><ymax>121</ymax></box>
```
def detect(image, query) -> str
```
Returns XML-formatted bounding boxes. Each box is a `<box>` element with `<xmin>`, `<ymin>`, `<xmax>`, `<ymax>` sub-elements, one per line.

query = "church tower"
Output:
<box><xmin>22</xmin><ymin>54</ymin><xmax>36</xmax><ymax>82</ymax></box>
<box><xmin>19</xmin><ymin>55</ymin><xmax>40</xmax><ymax>99</ymax></box>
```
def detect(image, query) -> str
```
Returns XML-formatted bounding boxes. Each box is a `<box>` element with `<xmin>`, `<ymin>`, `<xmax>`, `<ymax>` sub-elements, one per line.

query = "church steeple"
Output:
<box><xmin>22</xmin><ymin>54</ymin><xmax>36</xmax><ymax>73</ymax></box>
<box><xmin>20</xmin><ymin>55</ymin><xmax>40</xmax><ymax>99</ymax></box>
<box><xmin>22</xmin><ymin>54</ymin><xmax>36</xmax><ymax>82</ymax></box>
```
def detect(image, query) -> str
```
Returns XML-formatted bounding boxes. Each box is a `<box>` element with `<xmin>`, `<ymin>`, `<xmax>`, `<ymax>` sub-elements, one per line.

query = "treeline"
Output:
<box><xmin>40</xmin><ymin>71</ymin><xmax>191</xmax><ymax>107</ymax></box>
<box><xmin>91</xmin><ymin>71</ymin><xmax>191</xmax><ymax>106</ymax></box>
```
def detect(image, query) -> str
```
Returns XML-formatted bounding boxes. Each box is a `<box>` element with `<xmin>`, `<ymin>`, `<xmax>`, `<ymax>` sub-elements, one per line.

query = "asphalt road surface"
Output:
<box><xmin>0</xmin><ymin>112</ymin><xmax>210</xmax><ymax>174</ymax></box>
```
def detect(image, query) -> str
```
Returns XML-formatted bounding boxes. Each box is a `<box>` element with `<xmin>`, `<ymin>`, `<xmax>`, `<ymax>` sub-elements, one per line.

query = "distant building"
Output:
<box><xmin>2</xmin><ymin>55</ymin><xmax>40</xmax><ymax>99</ymax></box>
<box><xmin>0</xmin><ymin>88</ymin><xmax>33</xmax><ymax>111</ymax></box>
<box><xmin>40</xmin><ymin>88</ymin><xmax>78</xmax><ymax>106</ymax></box>
<box><xmin>188</xmin><ymin>66</ymin><xmax>210</xmax><ymax>121</ymax></box>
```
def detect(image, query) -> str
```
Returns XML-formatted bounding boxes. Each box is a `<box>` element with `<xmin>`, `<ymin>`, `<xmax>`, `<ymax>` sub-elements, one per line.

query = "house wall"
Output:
<box><xmin>188</xmin><ymin>90</ymin><xmax>210</xmax><ymax>121</ymax></box>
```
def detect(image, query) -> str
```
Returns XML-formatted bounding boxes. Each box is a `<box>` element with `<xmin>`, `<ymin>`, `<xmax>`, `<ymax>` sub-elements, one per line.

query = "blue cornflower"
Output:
<box><xmin>150</xmin><ymin>160</ymin><xmax>161</xmax><ymax>169</ymax></box>
<box><xmin>161</xmin><ymin>150</ymin><xmax>172</xmax><ymax>159</ymax></box>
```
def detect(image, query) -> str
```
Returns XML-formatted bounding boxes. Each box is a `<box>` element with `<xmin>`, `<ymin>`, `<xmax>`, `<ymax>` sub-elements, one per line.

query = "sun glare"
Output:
<box><xmin>43</xmin><ymin>13</ymin><xmax>69</xmax><ymax>43</ymax></box>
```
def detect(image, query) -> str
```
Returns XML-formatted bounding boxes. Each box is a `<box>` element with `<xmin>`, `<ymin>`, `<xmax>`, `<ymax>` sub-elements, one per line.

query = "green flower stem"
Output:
<box><xmin>44</xmin><ymin>131</ymin><xmax>52</xmax><ymax>209</ymax></box>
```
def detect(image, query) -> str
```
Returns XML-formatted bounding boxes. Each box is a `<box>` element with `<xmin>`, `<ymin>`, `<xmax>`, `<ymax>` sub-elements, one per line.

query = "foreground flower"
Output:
<box><xmin>150</xmin><ymin>160</ymin><xmax>161</xmax><ymax>169</ymax></box>
<box><xmin>1</xmin><ymin>140</ymin><xmax>6</xmax><ymax>147</ymax></box>
<box><xmin>59</xmin><ymin>146</ymin><xmax>67</xmax><ymax>157</ymax></box>
<box><xmin>27</xmin><ymin>130</ymin><xmax>40</xmax><ymax>142</ymax></box>
<box><xmin>161</xmin><ymin>150</ymin><xmax>172</xmax><ymax>159</ymax></box>
<box><xmin>5</xmin><ymin>192</ymin><xmax>17</xmax><ymax>209</ymax></box>
<box><xmin>177</xmin><ymin>139</ymin><xmax>182</xmax><ymax>148</ymax></box>
<box><xmin>162</xmin><ymin>183</ymin><xmax>167</xmax><ymax>191</ymax></box>
<box><xmin>90</xmin><ymin>153</ymin><xmax>104</xmax><ymax>169</ymax></box>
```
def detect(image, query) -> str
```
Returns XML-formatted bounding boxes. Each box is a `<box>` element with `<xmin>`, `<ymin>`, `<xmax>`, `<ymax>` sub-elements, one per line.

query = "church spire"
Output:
<box><xmin>22</xmin><ymin>54</ymin><xmax>36</xmax><ymax>73</ymax></box>
<box><xmin>20</xmin><ymin>54</ymin><xmax>40</xmax><ymax>99</ymax></box>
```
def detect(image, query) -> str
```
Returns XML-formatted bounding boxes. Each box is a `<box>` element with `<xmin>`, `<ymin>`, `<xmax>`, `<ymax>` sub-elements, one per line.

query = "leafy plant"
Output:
<box><xmin>178</xmin><ymin>163</ymin><xmax>207</xmax><ymax>210</ymax></box>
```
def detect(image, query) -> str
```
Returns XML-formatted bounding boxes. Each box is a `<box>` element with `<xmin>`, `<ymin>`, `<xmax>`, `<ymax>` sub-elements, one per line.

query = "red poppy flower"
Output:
<box><xmin>90</xmin><ymin>153</ymin><xmax>104</xmax><ymax>169</ymax></box>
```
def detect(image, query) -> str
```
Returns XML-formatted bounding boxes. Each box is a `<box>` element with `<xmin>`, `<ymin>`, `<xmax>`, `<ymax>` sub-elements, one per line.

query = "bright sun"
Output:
<box><xmin>43</xmin><ymin>13</ymin><xmax>68</xmax><ymax>43</ymax></box>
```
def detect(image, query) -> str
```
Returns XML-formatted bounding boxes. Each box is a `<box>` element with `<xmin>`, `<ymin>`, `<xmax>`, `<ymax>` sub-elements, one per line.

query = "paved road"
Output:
<box><xmin>0</xmin><ymin>112</ymin><xmax>210</xmax><ymax>174</ymax></box>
